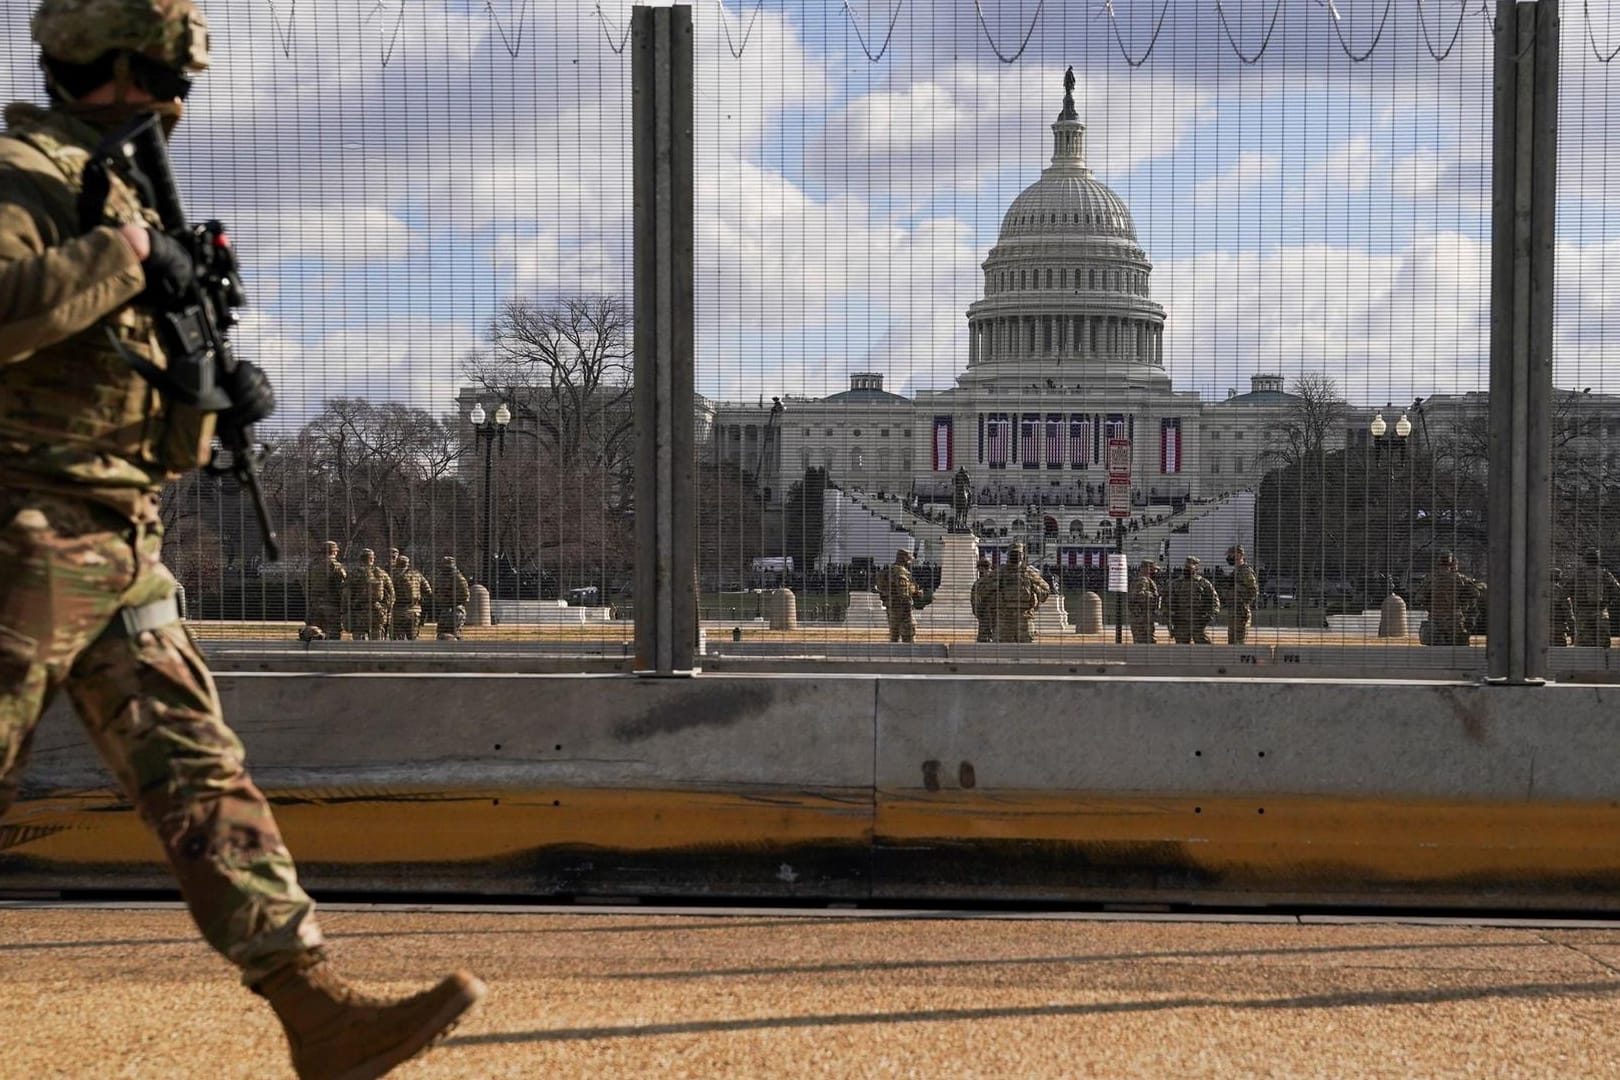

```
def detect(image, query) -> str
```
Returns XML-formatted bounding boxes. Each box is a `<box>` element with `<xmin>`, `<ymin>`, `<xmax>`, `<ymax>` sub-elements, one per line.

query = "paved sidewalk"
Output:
<box><xmin>4</xmin><ymin>905</ymin><xmax>1620</xmax><ymax>1078</ymax></box>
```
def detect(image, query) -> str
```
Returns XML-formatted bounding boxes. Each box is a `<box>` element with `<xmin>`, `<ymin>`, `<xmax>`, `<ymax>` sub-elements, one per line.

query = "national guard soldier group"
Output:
<box><xmin>0</xmin><ymin>2</ymin><xmax>483</xmax><ymax>1076</ymax></box>
<box><xmin>985</xmin><ymin>542</ymin><xmax>1052</xmax><ymax>644</ymax></box>
<box><xmin>1166</xmin><ymin>555</ymin><xmax>1221</xmax><ymax>644</ymax></box>
<box><xmin>1225</xmin><ymin>545</ymin><xmax>1259</xmax><ymax>645</ymax></box>
<box><xmin>1563</xmin><ymin>548</ymin><xmax>1620</xmax><ymax>647</ymax></box>
<box><xmin>434</xmin><ymin>554</ymin><xmax>471</xmax><ymax>640</ymax></box>
<box><xmin>389</xmin><ymin>555</ymin><xmax>431</xmax><ymax>640</ymax></box>
<box><xmin>349</xmin><ymin>547</ymin><xmax>395</xmax><ymax>641</ymax></box>
<box><xmin>875</xmin><ymin>547</ymin><xmax>923</xmax><ymax>643</ymax></box>
<box><xmin>970</xmin><ymin>555</ymin><xmax>994</xmax><ymax>641</ymax></box>
<box><xmin>1415</xmin><ymin>550</ymin><xmax>1482</xmax><ymax>646</ymax></box>
<box><xmin>1128</xmin><ymin>559</ymin><xmax>1160</xmax><ymax>644</ymax></box>
<box><xmin>301</xmin><ymin>540</ymin><xmax>347</xmax><ymax>641</ymax></box>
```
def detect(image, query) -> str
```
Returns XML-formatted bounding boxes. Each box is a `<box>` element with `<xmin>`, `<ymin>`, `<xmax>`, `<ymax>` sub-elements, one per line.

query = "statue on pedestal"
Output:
<box><xmin>951</xmin><ymin>466</ymin><xmax>974</xmax><ymax>534</ymax></box>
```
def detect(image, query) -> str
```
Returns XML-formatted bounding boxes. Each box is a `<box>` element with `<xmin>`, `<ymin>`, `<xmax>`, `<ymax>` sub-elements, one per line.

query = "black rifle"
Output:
<box><xmin>81</xmin><ymin>112</ymin><xmax>280</xmax><ymax>560</ymax></box>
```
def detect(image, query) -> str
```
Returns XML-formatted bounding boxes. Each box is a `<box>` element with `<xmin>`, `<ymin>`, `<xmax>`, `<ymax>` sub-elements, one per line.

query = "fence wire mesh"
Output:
<box><xmin>3</xmin><ymin>1</ymin><xmax>1615</xmax><ymax>674</ymax></box>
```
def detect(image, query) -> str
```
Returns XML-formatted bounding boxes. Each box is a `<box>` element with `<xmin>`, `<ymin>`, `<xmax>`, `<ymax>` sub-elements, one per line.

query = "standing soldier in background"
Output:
<box><xmin>1415</xmin><ymin>550</ymin><xmax>1481</xmax><ymax>646</ymax></box>
<box><xmin>1550</xmin><ymin>566</ymin><xmax>1574</xmax><ymax>647</ymax></box>
<box><xmin>301</xmin><ymin>539</ymin><xmax>346</xmax><ymax>641</ymax></box>
<box><xmin>389</xmin><ymin>555</ymin><xmax>431</xmax><ymax>641</ymax></box>
<box><xmin>387</xmin><ymin>546</ymin><xmax>400</xmax><ymax>574</ymax></box>
<box><xmin>1166</xmin><ymin>555</ymin><xmax>1220</xmax><ymax>644</ymax></box>
<box><xmin>1128</xmin><ymin>559</ymin><xmax>1161</xmax><ymax>644</ymax></box>
<box><xmin>1564</xmin><ymin>548</ymin><xmax>1620</xmax><ymax>647</ymax></box>
<box><xmin>352</xmin><ymin>548</ymin><xmax>395</xmax><ymax>641</ymax></box>
<box><xmin>989</xmin><ymin>542</ymin><xmax>1051</xmax><ymax>644</ymax></box>
<box><xmin>874</xmin><ymin>548</ymin><xmax>922</xmax><ymax>643</ymax></box>
<box><xmin>434</xmin><ymin>555</ymin><xmax>471</xmax><ymax>640</ymax></box>
<box><xmin>970</xmin><ymin>555</ymin><xmax>994</xmax><ymax>641</ymax></box>
<box><xmin>1225</xmin><ymin>545</ymin><xmax>1259</xmax><ymax>645</ymax></box>
<box><xmin>0</xmin><ymin>2</ymin><xmax>482</xmax><ymax>1075</ymax></box>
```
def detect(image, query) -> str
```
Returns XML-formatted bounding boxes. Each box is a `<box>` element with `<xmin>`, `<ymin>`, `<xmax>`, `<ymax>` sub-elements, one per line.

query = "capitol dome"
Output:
<box><xmin>998</xmin><ymin>174</ymin><xmax>1139</xmax><ymax>244</ymax></box>
<box><xmin>961</xmin><ymin>68</ymin><xmax>1166</xmax><ymax>387</ymax></box>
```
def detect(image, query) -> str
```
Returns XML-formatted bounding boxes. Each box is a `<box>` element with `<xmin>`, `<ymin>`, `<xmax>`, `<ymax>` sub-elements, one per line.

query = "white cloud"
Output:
<box><xmin>1296</xmin><ymin>135</ymin><xmax>1379</xmax><ymax>203</ymax></box>
<box><xmin>1193</xmin><ymin>151</ymin><xmax>1280</xmax><ymax>208</ymax></box>
<box><xmin>238</xmin><ymin>309</ymin><xmax>479</xmax><ymax>425</ymax></box>
<box><xmin>805</xmin><ymin>63</ymin><xmax>1215</xmax><ymax>196</ymax></box>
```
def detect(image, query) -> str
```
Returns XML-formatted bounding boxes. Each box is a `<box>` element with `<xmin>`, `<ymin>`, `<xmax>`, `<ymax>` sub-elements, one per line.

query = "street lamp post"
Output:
<box><xmin>1371</xmin><ymin>408</ymin><xmax>1412</xmax><ymax>636</ymax></box>
<box><xmin>470</xmin><ymin>402</ymin><xmax>511</xmax><ymax>596</ymax></box>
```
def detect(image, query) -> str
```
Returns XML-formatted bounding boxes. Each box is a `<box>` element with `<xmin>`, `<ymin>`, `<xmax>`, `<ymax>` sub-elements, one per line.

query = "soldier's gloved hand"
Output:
<box><xmin>135</xmin><ymin>229</ymin><xmax>195</xmax><ymax>310</ymax></box>
<box><xmin>220</xmin><ymin>361</ymin><xmax>276</xmax><ymax>428</ymax></box>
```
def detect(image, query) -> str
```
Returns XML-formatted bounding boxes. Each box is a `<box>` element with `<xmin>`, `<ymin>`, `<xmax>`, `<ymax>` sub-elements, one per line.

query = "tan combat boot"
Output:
<box><xmin>256</xmin><ymin>953</ymin><xmax>486</xmax><ymax>1080</ymax></box>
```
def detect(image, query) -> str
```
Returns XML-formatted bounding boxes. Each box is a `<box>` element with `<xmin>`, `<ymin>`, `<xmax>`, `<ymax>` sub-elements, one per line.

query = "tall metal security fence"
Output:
<box><xmin>3</xmin><ymin>2</ymin><xmax>1615</xmax><ymax>678</ymax></box>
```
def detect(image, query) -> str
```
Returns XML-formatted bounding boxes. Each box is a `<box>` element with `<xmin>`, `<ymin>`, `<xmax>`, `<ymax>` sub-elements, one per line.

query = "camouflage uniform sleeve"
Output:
<box><xmin>0</xmin><ymin>184</ymin><xmax>144</xmax><ymax>365</ymax></box>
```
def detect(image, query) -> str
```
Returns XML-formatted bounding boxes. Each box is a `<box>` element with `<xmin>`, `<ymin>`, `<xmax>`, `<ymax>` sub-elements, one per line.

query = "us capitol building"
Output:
<box><xmin>700</xmin><ymin>72</ymin><xmax>1613</xmax><ymax>568</ymax></box>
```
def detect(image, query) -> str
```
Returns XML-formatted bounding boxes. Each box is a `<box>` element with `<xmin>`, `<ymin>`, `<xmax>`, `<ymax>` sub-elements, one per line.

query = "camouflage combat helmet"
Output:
<box><xmin>1006</xmin><ymin>542</ymin><xmax>1026</xmax><ymax>564</ymax></box>
<box><xmin>895</xmin><ymin>548</ymin><xmax>912</xmax><ymax>564</ymax></box>
<box><xmin>397</xmin><ymin>556</ymin><xmax>410</xmax><ymax>570</ymax></box>
<box><xmin>33</xmin><ymin>0</ymin><xmax>210</xmax><ymax>71</ymax></box>
<box><xmin>1437</xmin><ymin>549</ymin><xmax>1456</xmax><ymax>567</ymax></box>
<box><xmin>324</xmin><ymin>540</ymin><xmax>339</xmax><ymax>554</ymax></box>
<box><xmin>1227</xmin><ymin>544</ymin><xmax>1245</xmax><ymax>559</ymax></box>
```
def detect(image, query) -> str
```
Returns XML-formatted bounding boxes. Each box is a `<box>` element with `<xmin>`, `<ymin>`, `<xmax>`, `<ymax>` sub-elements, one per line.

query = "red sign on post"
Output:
<box><xmin>1108</xmin><ymin>437</ymin><xmax>1132</xmax><ymax>518</ymax></box>
<box><xmin>1107</xmin><ymin>437</ymin><xmax>1131</xmax><ymax>479</ymax></box>
<box><xmin>1108</xmin><ymin>477</ymin><xmax>1131</xmax><ymax>518</ymax></box>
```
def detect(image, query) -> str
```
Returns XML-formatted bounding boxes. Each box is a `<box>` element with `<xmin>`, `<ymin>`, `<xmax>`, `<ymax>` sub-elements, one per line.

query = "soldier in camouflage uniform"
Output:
<box><xmin>389</xmin><ymin>554</ymin><xmax>431</xmax><ymax>641</ymax></box>
<box><xmin>969</xmin><ymin>555</ymin><xmax>993</xmax><ymax>642</ymax></box>
<box><xmin>301</xmin><ymin>539</ymin><xmax>346</xmax><ymax>641</ymax></box>
<box><xmin>1166</xmin><ymin>555</ymin><xmax>1220</xmax><ymax>644</ymax></box>
<box><xmin>1563</xmin><ymin>548</ymin><xmax>1620</xmax><ymax>648</ymax></box>
<box><xmin>1128</xmin><ymin>559</ymin><xmax>1160</xmax><ymax>644</ymax></box>
<box><xmin>1550</xmin><ymin>566</ymin><xmax>1574</xmax><ymax>647</ymax></box>
<box><xmin>0</xmin><ymin>4</ymin><xmax>481</xmax><ymax>1074</ymax></box>
<box><xmin>1415</xmin><ymin>550</ymin><xmax>1481</xmax><ymax>646</ymax></box>
<box><xmin>351</xmin><ymin>548</ymin><xmax>395</xmax><ymax>641</ymax></box>
<box><xmin>434</xmin><ymin>555</ymin><xmax>470</xmax><ymax>640</ymax></box>
<box><xmin>1225</xmin><ymin>544</ymin><xmax>1259</xmax><ymax>645</ymax></box>
<box><xmin>987</xmin><ymin>542</ymin><xmax>1051</xmax><ymax>644</ymax></box>
<box><xmin>875</xmin><ymin>547</ymin><xmax>922</xmax><ymax>643</ymax></box>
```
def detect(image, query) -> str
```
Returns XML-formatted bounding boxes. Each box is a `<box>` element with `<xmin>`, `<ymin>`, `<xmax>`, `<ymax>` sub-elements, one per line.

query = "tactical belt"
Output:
<box><xmin>114</xmin><ymin>595</ymin><xmax>182</xmax><ymax>637</ymax></box>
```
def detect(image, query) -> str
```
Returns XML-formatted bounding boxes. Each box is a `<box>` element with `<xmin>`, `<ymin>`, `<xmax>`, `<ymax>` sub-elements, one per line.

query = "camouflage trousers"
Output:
<box><xmin>994</xmin><ymin>615</ymin><xmax>1035</xmax><ymax>644</ymax></box>
<box><xmin>886</xmin><ymin>607</ymin><xmax>916</xmax><ymax>643</ymax></box>
<box><xmin>974</xmin><ymin>617</ymin><xmax>992</xmax><ymax>643</ymax></box>
<box><xmin>307</xmin><ymin>602</ymin><xmax>344</xmax><ymax>639</ymax></box>
<box><xmin>1573</xmin><ymin>609</ymin><xmax>1612</xmax><ymax>648</ymax></box>
<box><xmin>1228</xmin><ymin>604</ymin><xmax>1253</xmax><ymax>645</ymax></box>
<box><xmin>351</xmin><ymin>602</ymin><xmax>389</xmax><ymax>640</ymax></box>
<box><xmin>436</xmin><ymin>605</ymin><xmax>466</xmax><ymax>640</ymax></box>
<box><xmin>391</xmin><ymin>606</ymin><xmax>422</xmax><ymax>641</ymax></box>
<box><xmin>1424</xmin><ymin>614</ymin><xmax>1471</xmax><ymax>646</ymax></box>
<box><xmin>0</xmin><ymin>489</ymin><xmax>322</xmax><ymax>984</ymax></box>
<box><xmin>1129</xmin><ymin>618</ymin><xmax>1156</xmax><ymax>644</ymax></box>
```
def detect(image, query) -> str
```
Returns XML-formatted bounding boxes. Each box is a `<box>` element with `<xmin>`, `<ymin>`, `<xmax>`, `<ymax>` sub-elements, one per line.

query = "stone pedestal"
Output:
<box><xmin>1378</xmin><ymin>593</ymin><xmax>1409</xmax><ymax>637</ymax></box>
<box><xmin>1077</xmin><ymin>591</ymin><xmax>1104</xmax><ymax>633</ymax></box>
<box><xmin>913</xmin><ymin>533</ymin><xmax>981</xmax><ymax>635</ymax></box>
<box><xmin>764</xmin><ymin>588</ymin><xmax>799</xmax><ymax>631</ymax></box>
<box><xmin>469</xmin><ymin>584</ymin><xmax>491</xmax><ymax>627</ymax></box>
<box><xmin>844</xmin><ymin>591</ymin><xmax>888</xmax><ymax>629</ymax></box>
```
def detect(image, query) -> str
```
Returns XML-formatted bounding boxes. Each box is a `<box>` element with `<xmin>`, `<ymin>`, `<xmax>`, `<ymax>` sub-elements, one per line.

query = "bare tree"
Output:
<box><xmin>1261</xmin><ymin>373</ymin><xmax>1347</xmax><ymax>472</ymax></box>
<box><xmin>262</xmin><ymin>399</ymin><xmax>467</xmax><ymax>560</ymax></box>
<box><xmin>464</xmin><ymin>295</ymin><xmax>634</xmax><ymax>491</ymax></box>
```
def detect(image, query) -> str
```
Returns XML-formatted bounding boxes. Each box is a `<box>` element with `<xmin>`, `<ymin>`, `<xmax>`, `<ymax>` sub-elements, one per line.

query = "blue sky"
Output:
<box><xmin>2</xmin><ymin>0</ymin><xmax>1616</xmax><ymax>423</ymax></box>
